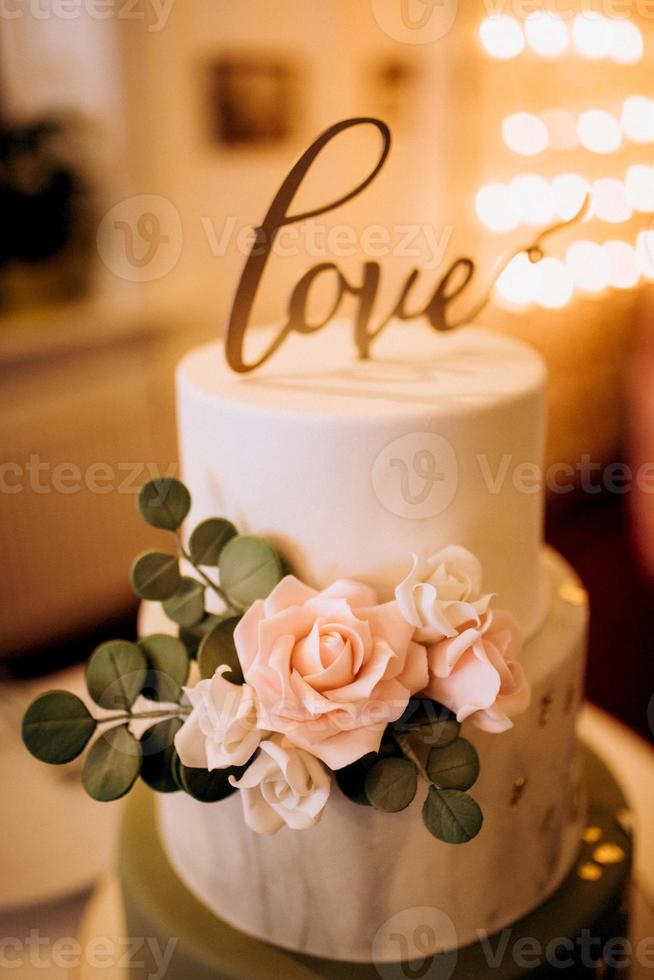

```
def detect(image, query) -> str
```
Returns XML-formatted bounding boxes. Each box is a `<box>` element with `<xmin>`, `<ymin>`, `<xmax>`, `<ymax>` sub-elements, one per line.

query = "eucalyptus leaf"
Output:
<box><xmin>82</xmin><ymin>724</ymin><xmax>141</xmax><ymax>802</ymax></box>
<box><xmin>130</xmin><ymin>551</ymin><xmax>180</xmax><ymax>601</ymax></box>
<box><xmin>86</xmin><ymin>640</ymin><xmax>148</xmax><ymax>711</ymax></box>
<box><xmin>138</xmin><ymin>477</ymin><xmax>191</xmax><ymax>531</ymax></box>
<box><xmin>394</xmin><ymin>699</ymin><xmax>460</xmax><ymax>747</ymax></box>
<box><xmin>140</xmin><ymin>718</ymin><xmax>183</xmax><ymax>793</ymax></box>
<box><xmin>364</xmin><ymin>757</ymin><xmax>418</xmax><ymax>813</ymax></box>
<box><xmin>219</xmin><ymin>536</ymin><xmax>283</xmax><ymax>609</ymax></box>
<box><xmin>189</xmin><ymin>518</ymin><xmax>237</xmax><ymax>567</ymax></box>
<box><xmin>427</xmin><ymin>738</ymin><xmax>480</xmax><ymax>791</ymax></box>
<box><xmin>422</xmin><ymin>786</ymin><xmax>483</xmax><ymax>844</ymax></box>
<box><xmin>22</xmin><ymin>691</ymin><xmax>96</xmax><ymax>765</ymax></box>
<box><xmin>138</xmin><ymin>634</ymin><xmax>190</xmax><ymax>702</ymax></box>
<box><xmin>178</xmin><ymin>614</ymin><xmax>223</xmax><ymax>658</ymax></box>
<box><xmin>163</xmin><ymin>578</ymin><xmax>205</xmax><ymax>627</ymax></box>
<box><xmin>197</xmin><ymin>617</ymin><xmax>243</xmax><ymax>683</ymax></box>
<box><xmin>178</xmin><ymin>763</ymin><xmax>242</xmax><ymax>802</ymax></box>
<box><xmin>335</xmin><ymin>752</ymin><xmax>376</xmax><ymax>807</ymax></box>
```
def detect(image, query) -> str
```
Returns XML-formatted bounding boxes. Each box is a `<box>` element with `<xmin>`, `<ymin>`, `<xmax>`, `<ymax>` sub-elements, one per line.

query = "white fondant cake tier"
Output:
<box><xmin>177</xmin><ymin>322</ymin><xmax>548</xmax><ymax>639</ymax></box>
<box><xmin>147</xmin><ymin>548</ymin><xmax>587</xmax><ymax>963</ymax></box>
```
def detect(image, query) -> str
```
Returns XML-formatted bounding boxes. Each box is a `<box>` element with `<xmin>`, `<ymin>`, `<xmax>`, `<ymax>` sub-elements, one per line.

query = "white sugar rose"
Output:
<box><xmin>175</xmin><ymin>666</ymin><xmax>265</xmax><ymax>771</ymax></box>
<box><xmin>396</xmin><ymin>546</ymin><xmax>492</xmax><ymax>644</ymax></box>
<box><xmin>229</xmin><ymin>734</ymin><xmax>330</xmax><ymax>835</ymax></box>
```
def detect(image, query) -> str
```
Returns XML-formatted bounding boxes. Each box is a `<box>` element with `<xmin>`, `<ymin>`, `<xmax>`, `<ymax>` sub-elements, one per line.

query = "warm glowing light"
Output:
<box><xmin>637</xmin><ymin>231</ymin><xmax>654</xmax><ymax>280</ymax></box>
<box><xmin>625</xmin><ymin>165</ymin><xmax>654</xmax><ymax>213</ymax></box>
<box><xmin>565</xmin><ymin>241</ymin><xmax>609</xmax><ymax>293</ymax></box>
<box><xmin>572</xmin><ymin>13</ymin><xmax>612</xmax><ymax>60</ymax></box>
<box><xmin>620</xmin><ymin>96</ymin><xmax>654</xmax><ymax>144</ymax></box>
<box><xmin>610</xmin><ymin>19</ymin><xmax>643</xmax><ymax>64</ymax></box>
<box><xmin>591</xmin><ymin>178</ymin><xmax>632</xmax><ymax>224</ymax></box>
<box><xmin>552</xmin><ymin>174</ymin><xmax>590</xmax><ymax>220</ymax></box>
<box><xmin>524</xmin><ymin>12</ymin><xmax>568</xmax><ymax>57</ymax></box>
<box><xmin>479</xmin><ymin>15</ymin><xmax>525</xmax><ymax>59</ymax></box>
<box><xmin>577</xmin><ymin>110</ymin><xmax>621</xmax><ymax>154</ymax></box>
<box><xmin>502</xmin><ymin>113</ymin><xmax>549</xmax><ymax>156</ymax></box>
<box><xmin>602</xmin><ymin>240</ymin><xmax>639</xmax><ymax>289</ymax></box>
<box><xmin>475</xmin><ymin>183</ymin><xmax>520</xmax><ymax>232</ymax></box>
<box><xmin>542</xmin><ymin>108</ymin><xmax>578</xmax><ymax>151</ymax></box>
<box><xmin>534</xmin><ymin>257</ymin><xmax>574</xmax><ymax>309</ymax></box>
<box><xmin>495</xmin><ymin>253</ymin><xmax>538</xmax><ymax>306</ymax></box>
<box><xmin>510</xmin><ymin>174</ymin><xmax>554</xmax><ymax>225</ymax></box>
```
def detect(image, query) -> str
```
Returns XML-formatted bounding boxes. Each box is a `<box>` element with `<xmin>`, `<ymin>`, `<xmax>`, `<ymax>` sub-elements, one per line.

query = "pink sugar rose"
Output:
<box><xmin>234</xmin><ymin>576</ymin><xmax>428</xmax><ymax>770</ymax></box>
<box><xmin>422</xmin><ymin>608</ymin><xmax>531</xmax><ymax>733</ymax></box>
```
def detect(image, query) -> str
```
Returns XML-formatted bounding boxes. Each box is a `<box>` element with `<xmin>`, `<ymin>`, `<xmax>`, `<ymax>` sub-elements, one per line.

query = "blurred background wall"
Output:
<box><xmin>0</xmin><ymin>0</ymin><xmax>653</xmax><ymax>742</ymax></box>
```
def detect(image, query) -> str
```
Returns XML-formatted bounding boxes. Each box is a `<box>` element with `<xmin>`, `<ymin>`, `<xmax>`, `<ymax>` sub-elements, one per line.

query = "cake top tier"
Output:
<box><xmin>180</xmin><ymin>321</ymin><xmax>547</xmax><ymax>419</ymax></box>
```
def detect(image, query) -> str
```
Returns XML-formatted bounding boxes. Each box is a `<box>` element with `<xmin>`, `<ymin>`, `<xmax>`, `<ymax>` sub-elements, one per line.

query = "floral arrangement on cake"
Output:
<box><xmin>22</xmin><ymin>478</ymin><xmax>530</xmax><ymax>845</ymax></box>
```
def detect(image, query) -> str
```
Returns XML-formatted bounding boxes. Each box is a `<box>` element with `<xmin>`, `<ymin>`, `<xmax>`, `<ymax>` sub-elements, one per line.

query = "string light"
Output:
<box><xmin>625</xmin><ymin>165</ymin><xmax>654</xmax><ymax>213</ymax></box>
<box><xmin>510</xmin><ymin>174</ymin><xmax>554</xmax><ymax>225</ymax></box>
<box><xmin>591</xmin><ymin>178</ymin><xmax>632</xmax><ymax>224</ymax></box>
<box><xmin>577</xmin><ymin>110</ymin><xmax>621</xmax><ymax>154</ymax></box>
<box><xmin>552</xmin><ymin>174</ymin><xmax>589</xmax><ymax>220</ymax></box>
<box><xmin>603</xmin><ymin>240</ymin><xmax>639</xmax><ymax>289</ymax></box>
<box><xmin>620</xmin><ymin>96</ymin><xmax>654</xmax><ymax>144</ymax></box>
<box><xmin>495</xmin><ymin>253</ymin><xmax>538</xmax><ymax>306</ymax></box>
<box><xmin>565</xmin><ymin>241</ymin><xmax>609</xmax><ymax>293</ymax></box>
<box><xmin>524</xmin><ymin>12</ymin><xmax>568</xmax><ymax>57</ymax></box>
<box><xmin>479</xmin><ymin>15</ymin><xmax>525</xmax><ymax>60</ymax></box>
<box><xmin>572</xmin><ymin>13</ymin><xmax>612</xmax><ymax>60</ymax></box>
<box><xmin>475</xmin><ymin>183</ymin><xmax>520</xmax><ymax>232</ymax></box>
<box><xmin>534</xmin><ymin>258</ymin><xmax>574</xmax><ymax>309</ymax></box>
<box><xmin>502</xmin><ymin>113</ymin><xmax>549</xmax><ymax>156</ymax></box>
<box><xmin>609</xmin><ymin>19</ymin><xmax>643</xmax><ymax>64</ymax></box>
<box><xmin>541</xmin><ymin>108</ymin><xmax>578</xmax><ymax>151</ymax></box>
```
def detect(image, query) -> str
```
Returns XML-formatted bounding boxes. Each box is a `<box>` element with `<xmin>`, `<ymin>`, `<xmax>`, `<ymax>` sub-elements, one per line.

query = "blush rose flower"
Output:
<box><xmin>422</xmin><ymin>609</ymin><xmax>531</xmax><ymax>733</ymax></box>
<box><xmin>175</xmin><ymin>666</ymin><xmax>265</xmax><ymax>770</ymax></box>
<box><xmin>234</xmin><ymin>576</ymin><xmax>428</xmax><ymax>770</ymax></box>
<box><xmin>395</xmin><ymin>547</ymin><xmax>492</xmax><ymax>644</ymax></box>
<box><xmin>229</xmin><ymin>734</ymin><xmax>330</xmax><ymax>835</ymax></box>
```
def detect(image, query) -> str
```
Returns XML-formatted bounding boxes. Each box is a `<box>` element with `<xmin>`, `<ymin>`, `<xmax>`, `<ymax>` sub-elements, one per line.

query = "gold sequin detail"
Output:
<box><xmin>539</xmin><ymin>693</ymin><xmax>554</xmax><ymax>726</ymax></box>
<box><xmin>578</xmin><ymin>862</ymin><xmax>603</xmax><ymax>881</ymax></box>
<box><xmin>593</xmin><ymin>843</ymin><xmax>626</xmax><ymax>865</ymax></box>
<box><xmin>582</xmin><ymin>826</ymin><xmax>603</xmax><ymax>843</ymax></box>
<box><xmin>510</xmin><ymin>776</ymin><xmax>527</xmax><ymax>806</ymax></box>
<box><xmin>559</xmin><ymin>581</ymin><xmax>588</xmax><ymax>606</ymax></box>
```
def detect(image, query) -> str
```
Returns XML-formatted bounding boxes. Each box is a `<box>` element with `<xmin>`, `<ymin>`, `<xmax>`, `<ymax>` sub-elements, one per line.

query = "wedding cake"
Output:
<box><xmin>22</xmin><ymin>118</ymin><xmax>632</xmax><ymax>978</ymax></box>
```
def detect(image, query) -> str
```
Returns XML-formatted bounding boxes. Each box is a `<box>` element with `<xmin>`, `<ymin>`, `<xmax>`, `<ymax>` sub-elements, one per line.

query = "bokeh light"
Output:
<box><xmin>602</xmin><ymin>240</ymin><xmax>639</xmax><ymax>289</ymax></box>
<box><xmin>475</xmin><ymin>183</ymin><xmax>520</xmax><ymax>232</ymax></box>
<box><xmin>610</xmin><ymin>19</ymin><xmax>643</xmax><ymax>64</ymax></box>
<box><xmin>620</xmin><ymin>96</ymin><xmax>654</xmax><ymax>144</ymax></box>
<box><xmin>479</xmin><ymin>15</ymin><xmax>525</xmax><ymax>60</ymax></box>
<box><xmin>572</xmin><ymin>13</ymin><xmax>612</xmax><ymax>60</ymax></box>
<box><xmin>565</xmin><ymin>241</ymin><xmax>610</xmax><ymax>293</ymax></box>
<box><xmin>510</xmin><ymin>174</ymin><xmax>554</xmax><ymax>225</ymax></box>
<box><xmin>524</xmin><ymin>12</ymin><xmax>569</xmax><ymax>58</ymax></box>
<box><xmin>577</xmin><ymin>110</ymin><xmax>622</xmax><ymax>154</ymax></box>
<box><xmin>591</xmin><ymin>178</ymin><xmax>632</xmax><ymax>224</ymax></box>
<box><xmin>636</xmin><ymin>231</ymin><xmax>654</xmax><ymax>280</ymax></box>
<box><xmin>625</xmin><ymin>165</ymin><xmax>654</xmax><ymax>213</ymax></box>
<box><xmin>552</xmin><ymin>174</ymin><xmax>590</xmax><ymax>220</ymax></box>
<box><xmin>534</xmin><ymin>257</ymin><xmax>574</xmax><ymax>309</ymax></box>
<box><xmin>495</xmin><ymin>253</ymin><xmax>538</xmax><ymax>306</ymax></box>
<box><xmin>541</xmin><ymin>108</ymin><xmax>578</xmax><ymax>151</ymax></box>
<box><xmin>502</xmin><ymin>113</ymin><xmax>549</xmax><ymax>156</ymax></box>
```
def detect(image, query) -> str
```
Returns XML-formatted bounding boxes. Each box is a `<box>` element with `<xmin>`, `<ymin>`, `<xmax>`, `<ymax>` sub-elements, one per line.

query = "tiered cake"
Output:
<box><xmin>121</xmin><ymin>319</ymin><xmax>631</xmax><ymax>976</ymax></box>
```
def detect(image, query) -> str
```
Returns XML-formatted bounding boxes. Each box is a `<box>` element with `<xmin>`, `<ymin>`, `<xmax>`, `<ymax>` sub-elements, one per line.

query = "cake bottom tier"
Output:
<box><xmin>120</xmin><ymin>748</ymin><xmax>632</xmax><ymax>980</ymax></box>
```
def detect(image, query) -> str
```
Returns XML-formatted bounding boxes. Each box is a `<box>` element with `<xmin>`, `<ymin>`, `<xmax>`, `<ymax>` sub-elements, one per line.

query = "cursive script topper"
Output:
<box><xmin>225</xmin><ymin>117</ymin><xmax>588</xmax><ymax>374</ymax></box>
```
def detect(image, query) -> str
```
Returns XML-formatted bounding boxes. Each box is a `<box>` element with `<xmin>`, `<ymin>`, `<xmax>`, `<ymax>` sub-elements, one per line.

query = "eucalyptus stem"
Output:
<box><xmin>97</xmin><ymin>706</ymin><xmax>191</xmax><ymax>725</ymax></box>
<box><xmin>394</xmin><ymin>732</ymin><xmax>431</xmax><ymax>784</ymax></box>
<box><xmin>175</xmin><ymin>534</ymin><xmax>239</xmax><ymax>614</ymax></box>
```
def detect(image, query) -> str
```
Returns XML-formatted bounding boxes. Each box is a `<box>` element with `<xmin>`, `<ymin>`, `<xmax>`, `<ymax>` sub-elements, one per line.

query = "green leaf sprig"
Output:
<box><xmin>22</xmin><ymin>477</ymin><xmax>287</xmax><ymax>805</ymax></box>
<box><xmin>336</xmin><ymin>698</ymin><xmax>484</xmax><ymax>844</ymax></box>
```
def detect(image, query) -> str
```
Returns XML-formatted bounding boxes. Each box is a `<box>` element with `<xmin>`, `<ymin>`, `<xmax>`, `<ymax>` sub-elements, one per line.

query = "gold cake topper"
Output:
<box><xmin>225</xmin><ymin>117</ymin><xmax>589</xmax><ymax>374</ymax></box>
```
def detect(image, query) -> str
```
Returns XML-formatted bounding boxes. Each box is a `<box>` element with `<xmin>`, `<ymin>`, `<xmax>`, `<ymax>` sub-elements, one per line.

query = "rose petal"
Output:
<box><xmin>318</xmin><ymin>579</ymin><xmax>378</xmax><ymax>607</ymax></box>
<box><xmin>263</xmin><ymin>576</ymin><xmax>318</xmax><ymax>616</ymax></box>
<box><xmin>234</xmin><ymin>599</ymin><xmax>266</xmax><ymax>673</ymax></box>
<box><xmin>423</xmin><ymin>648</ymin><xmax>501</xmax><ymax>720</ymax></box>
